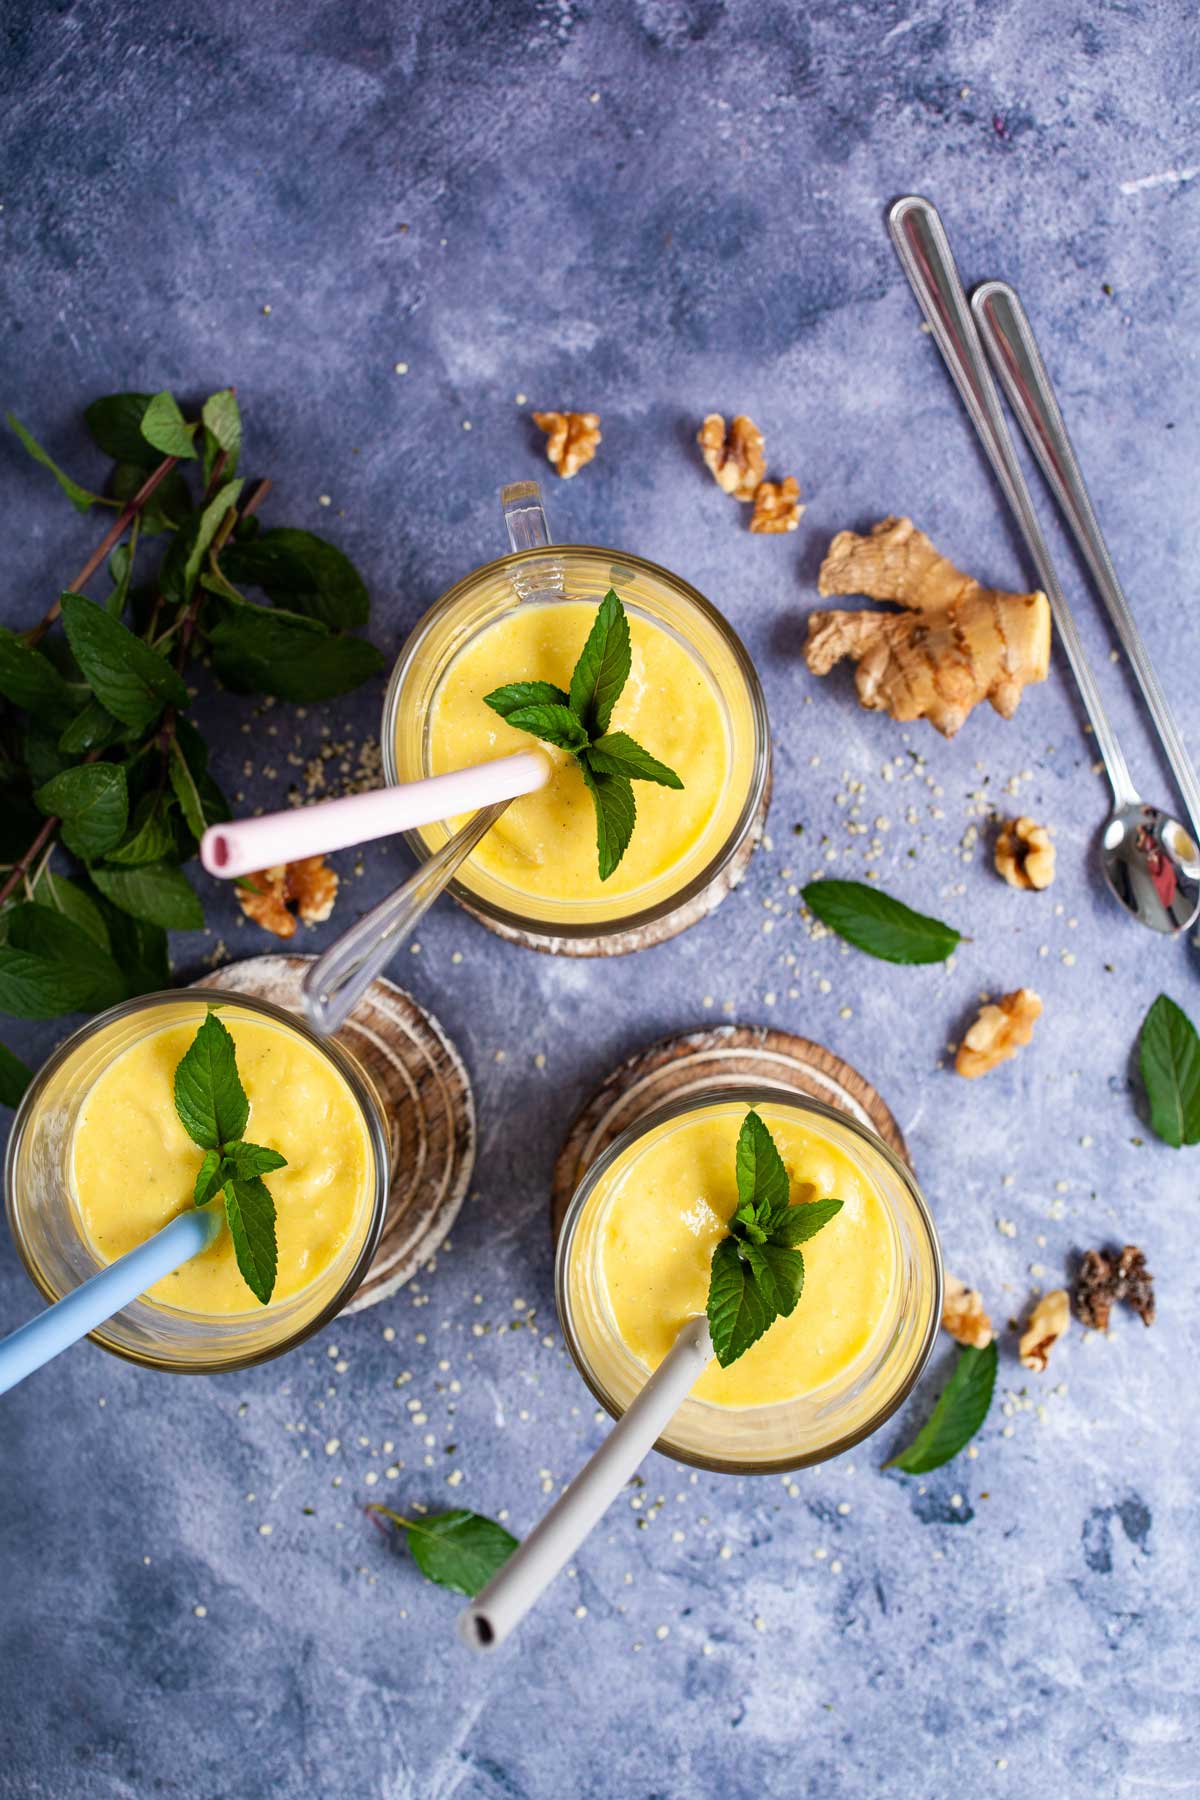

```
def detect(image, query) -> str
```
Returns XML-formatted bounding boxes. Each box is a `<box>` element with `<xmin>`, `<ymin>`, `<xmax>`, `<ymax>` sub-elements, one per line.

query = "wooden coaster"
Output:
<box><xmin>195</xmin><ymin>955</ymin><xmax>475</xmax><ymax>1312</ymax></box>
<box><xmin>551</xmin><ymin>1023</ymin><xmax>911</xmax><ymax>1238</ymax></box>
<box><xmin>456</xmin><ymin>759</ymin><xmax>773</xmax><ymax>958</ymax></box>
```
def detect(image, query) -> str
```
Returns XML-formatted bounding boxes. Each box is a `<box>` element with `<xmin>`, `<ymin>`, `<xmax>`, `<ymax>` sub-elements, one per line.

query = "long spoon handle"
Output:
<box><xmin>0</xmin><ymin>1207</ymin><xmax>221</xmax><ymax>1398</ymax></box>
<box><xmin>972</xmin><ymin>280</ymin><xmax>1200</xmax><ymax>840</ymax></box>
<box><xmin>888</xmin><ymin>196</ymin><xmax>1139</xmax><ymax>812</ymax></box>
<box><xmin>301</xmin><ymin>799</ymin><xmax>511</xmax><ymax>1037</ymax></box>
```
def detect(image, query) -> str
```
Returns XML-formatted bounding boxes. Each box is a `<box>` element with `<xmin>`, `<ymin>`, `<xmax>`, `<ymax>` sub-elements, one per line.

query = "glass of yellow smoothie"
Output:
<box><xmin>5</xmin><ymin>991</ymin><xmax>388</xmax><ymax>1372</ymax></box>
<box><xmin>382</xmin><ymin>483</ymin><xmax>770</xmax><ymax>946</ymax></box>
<box><xmin>557</xmin><ymin>1088</ymin><xmax>942</xmax><ymax>1473</ymax></box>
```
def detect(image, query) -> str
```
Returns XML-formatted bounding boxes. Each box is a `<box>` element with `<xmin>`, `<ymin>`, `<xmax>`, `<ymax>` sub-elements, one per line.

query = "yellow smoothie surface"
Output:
<box><xmin>426</xmin><ymin>599</ymin><xmax>732</xmax><ymax>903</ymax></box>
<box><xmin>70</xmin><ymin>1016</ymin><xmax>373</xmax><ymax>1315</ymax></box>
<box><xmin>596</xmin><ymin>1107</ymin><xmax>896</xmax><ymax>1408</ymax></box>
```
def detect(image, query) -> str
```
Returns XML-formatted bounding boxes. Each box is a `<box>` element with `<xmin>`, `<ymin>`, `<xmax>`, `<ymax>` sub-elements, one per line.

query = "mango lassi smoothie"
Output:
<box><xmin>385</xmin><ymin>549</ymin><xmax>769</xmax><ymax>937</ymax></box>
<box><xmin>71</xmin><ymin>1015</ymin><xmax>374</xmax><ymax>1315</ymax></box>
<box><xmin>558</xmin><ymin>1091</ymin><xmax>942</xmax><ymax>1471</ymax></box>
<box><xmin>426</xmin><ymin>600</ymin><xmax>728</xmax><ymax>905</ymax></box>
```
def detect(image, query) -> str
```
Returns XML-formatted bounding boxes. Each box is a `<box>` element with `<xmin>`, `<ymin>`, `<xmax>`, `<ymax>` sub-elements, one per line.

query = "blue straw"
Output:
<box><xmin>0</xmin><ymin>1206</ymin><xmax>223</xmax><ymax>1397</ymax></box>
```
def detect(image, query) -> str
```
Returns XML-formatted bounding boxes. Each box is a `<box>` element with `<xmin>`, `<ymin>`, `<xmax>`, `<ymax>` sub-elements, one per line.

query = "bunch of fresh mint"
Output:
<box><xmin>0</xmin><ymin>389</ymin><xmax>384</xmax><ymax>1110</ymax></box>
<box><xmin>706</xmin><ymin>1110</ymin><xmax>843</xmax><ymax>1367</ymax></box>
<box><xmin>173</xmin><ymin>1007</ymin><xmax>285</xmax><ymax>1305</ymax></box>
<box><xmin>484</xmin><ymin>588</ymin><xmax>683</xmax><ymax>880</ymax></box>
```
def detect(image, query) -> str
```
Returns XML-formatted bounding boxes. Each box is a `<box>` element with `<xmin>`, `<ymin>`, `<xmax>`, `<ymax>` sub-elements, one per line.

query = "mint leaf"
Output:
<box><xmin>585</xmin><ymin>731</ymin><xmax>683</xmax><ymax>789</ymax></box>
<box><xmin>484</xmin><ymin>680</ymin><xmax>572</xmax><ymax>719</ymax></box>
<box><xmin>208</xmin><ymin>597</ymin><xmax>385</xmax><ymax>702</ymax></box>
<box><xmin>0</xmin><ymin>1040</ymin><xmax>32</xmax><ymax>1109</ymax></box>
<box><xmin>173</xmin><ymin>1008</ymin><xmax>249</xmax><ymax>1149</ymax></box>
<box><xmin>183</xmin><ymin>477</ymin><xmax>243</xmax><ymax>596</ymax></box>
<box><xmin>220</xmin><ymin>528</ymin><xmax>369</xmax><ymax>629</ymax></box>
<box><xmin>85</xmin><ymin>393</ymin><xmax>158</xmax><ymax>466</ymax></box>
<box><xmin>580</xmin><ymin>763</ymin><xmax>635</xmax><ymax>882</ymax></box>
<box><xmin>223</xmin><ymin>1141</ymin><xmax>287</xmax><ymax>1179</ymax></box>
<box><xmin>568</xmin><ymin>589</ymin><xmax>631</xmax><ymax>736</ymax></box>
<box><xmin>0</xmin><ymin>625</ymin><xmax>80</xmax><ymax>726</ymax></box>
<box><xmin>222</xmin><ymin>1174</ymin><xmax>277</xmax><ymax>1305</ymax></box>
<box><xmin>194</xmin><ymin>1149</ymin><xmax>225</xmax><ymax>1207</ymax></box>
<box><xmin>802</xmin><ymin>879</ymin><xmax>960</xmax><ymax>965</ymax></box>
<box><xmin>34</xmin><ymin>763</ymin><xmax>129</xmax><ymax>860</ymax></box>
<box><xmin>501</xmin><ymin>701</ymin><xmax>589</xmax><ymax>754</ymax></box>
<box><xmin>1139</xmin><ymin>993</ymin><xmax>1200</xmax><ymax>1148</ymax></box>
<box><xmin>764</xmin><ymin>1195</ymin><xmax>843</xmax><ymax>1248</ymax></box>
<box><xmin>58</xmin><ymin>699</ymin><xmax>125</xmax><ymax>755</ymax></box>
<box><xmin>60</xmin><ymin>593</ymin><xmax>189</xmax><ymax>732</ymax></box>
<box><xmin>40</xmin><ymin>868</ymin><xmax>111</xmax><ymax>951</ymax></box>
<box><xmin>90</xmin><ymin>859</ymin><xmax>203</xmax><ymax>930</ymax></box>
<box><xmin>885</xmin><ymin>1342</ymin><xmax>998</xmax><ymax>1474</ymax></box>
<box><xmin>706</xmin><ymin>1236</ymin><xmax>772</xmax><ymax>1367</ymax></box>
<box><xmin>369</xmin><ymin>1506</ymin><xmax>518</xmax><ymax>1598</ymax></box>
<box><xmin>105</xmin><ymin>793</ymin><xmax>178</xmax><ymax>866</ymax></box>
<box><xmin>169</xmin><ymin>734</ymin><xmax>229</xmax><ymax>841</ymax></box>
<box><xmin>110</xmin><ymin>460</ymin><xmax>193</xmax><ymax>536</ymax></box>
<box><xmin>201</xmin><ymin>388</ymin><xmax>241</xmax><ymax>485</ymax></box>
<box><xmin>733</xmin><ymin>1109</ymin><xmax>790</xmax><ymax>1220</ymax></box>
<box><xmin>139</xmin><ymin>390</ymin><xmax>197</xmax><ymax>459</ymax></box>
<box><xmin>6</xmin><ymin>413</ymin><xmax>99</xmax><ymax>513</ymax></box>
<box><xmin>741</xmin><ymin>1239</ymin><xmax>805</xmax><ymax>1318</ymax></box>
<box><xmin>0</xmin><ymin>904</ymin><xmax>127</xmax><ymax>1015</ymax></box>
<box><xmin>106</xmin><ymin>538</ymin><xmax>136</xmax><ymax>619</ymax></box>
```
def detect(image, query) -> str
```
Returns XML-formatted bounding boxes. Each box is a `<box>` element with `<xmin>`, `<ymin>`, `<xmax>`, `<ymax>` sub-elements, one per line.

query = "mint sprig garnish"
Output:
<box><xmin>884</xmin><ymin>1341</ymin><xmax>998</xmax><ymax>1474</ymax></box>
<box><xmin>705</xmin><ymin>1110</ymin><xmax>843</xmax><ymax>1368</ymax></box>
<box><xmin>173</xmin><ymin>1008</ymin><xmax>284</xmax><ymax>1305</ymax></box>
<box><xmin>1139</xmin><ymin>992</ymin><xmax>1200</xmax><ymax>1148</ymax></box>
<box><xmin>484</xmin><ymin>589</ymin><xmax>683</xmax><ymax>881</ymax></box>
<box><xmin>368</xmin><ymin>1504</ymin><xmax>518</xmax><ymax>1597</ymax></box>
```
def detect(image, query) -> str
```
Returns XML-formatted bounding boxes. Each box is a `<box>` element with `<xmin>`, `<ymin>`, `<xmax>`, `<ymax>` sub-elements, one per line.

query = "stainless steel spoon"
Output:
<box><xmin>889</xmin><ymin>196</ymin><xmax>1200</xmax><ymax>935</ymax></box>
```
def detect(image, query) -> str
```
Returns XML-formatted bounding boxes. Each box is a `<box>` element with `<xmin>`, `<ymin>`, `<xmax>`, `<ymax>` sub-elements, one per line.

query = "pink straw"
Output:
<box><xmin>200</xmin><ymin>751</ymin><xmax>551</xmax><ymax>880</ymax></box>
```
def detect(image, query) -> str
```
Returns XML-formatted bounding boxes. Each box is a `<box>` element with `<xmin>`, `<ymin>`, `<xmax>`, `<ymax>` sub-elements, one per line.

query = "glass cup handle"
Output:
<box><xmin>500</xmin><ymin>481</ymin><xmax>563</xmax><ymax>601</ymax></box>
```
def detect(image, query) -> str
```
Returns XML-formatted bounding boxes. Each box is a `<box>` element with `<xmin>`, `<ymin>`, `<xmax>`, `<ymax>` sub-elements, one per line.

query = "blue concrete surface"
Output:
<box><xmin>2</xmin><ymin>3</ymin><xmax>1198</xmax><ymax>1795</ymax></box>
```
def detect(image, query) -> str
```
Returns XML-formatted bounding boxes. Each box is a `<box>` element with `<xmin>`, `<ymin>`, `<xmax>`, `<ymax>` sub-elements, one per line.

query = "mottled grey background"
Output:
<box><xmin>2</xmin><ymin>3</ymin><xmax>1198</xmax><ymax>1796</ymax></box>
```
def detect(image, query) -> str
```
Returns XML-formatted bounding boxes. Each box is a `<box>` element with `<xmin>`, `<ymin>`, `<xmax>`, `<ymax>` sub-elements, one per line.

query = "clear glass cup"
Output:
<box><xmin>556</xmin><ymin>1087</ymin><xmax>943</xmax><ymax>1474</ymax></box>
<box><xmin>381</xmin><ymin>482</ymin><xmax>771</xmax><ymax>945</ymax></box>
<box><xmin>4</xmin><ymin>991</ymin><xmax>390</xmax><ymax>1374</ymax></box>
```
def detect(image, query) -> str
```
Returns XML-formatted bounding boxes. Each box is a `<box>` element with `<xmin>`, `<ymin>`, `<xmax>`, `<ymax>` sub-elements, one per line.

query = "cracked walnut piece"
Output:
<box><xmin>941</xmin><ymin>1274</ymin><xmax>993</xmax><ymax>1348</ymax></box>
<box><xmin>1019</xmin><ymin>1289</ymin><xmax>1070</xmax><ymax>1371</ymax></box>
<box><xmin>237</xmin><ymin>856</ymin><xmax>339</xmax><ymax>939</ymax></box>
<box><xmin>532</xmin><ymin>410</ymin><xmax>601</xmax><ymax>479</ymax></box>
<box><xmin>995</xmin><ymin>816</ymin><xmax>1056</xmax><ymax>890</ymax></box>
<box><xmin>697</xmin><ymin>413</ymin><xmax>766</xmax><ymax>500</ymax></box>
<box><xmin>1074</xmin><ymin>1245</ymin><xmax>1155</xmax><ymax>1331</ymax></box>
<box><xmin>954</xmin><ymin>988</ymin><xmax>1042</xmax><ymax>1079</ymax></box>
<box><xmin>750</xmin><ymin>476</ymin><xmax>804</xmax><ymax>534</ymax></box>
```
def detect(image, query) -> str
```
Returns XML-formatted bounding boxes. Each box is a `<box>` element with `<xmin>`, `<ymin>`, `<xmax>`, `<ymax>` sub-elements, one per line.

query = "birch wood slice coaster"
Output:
<box><xmin>456</xmin><ymin>760</ymin><xmax>773</xmax><ymax>958</ymax></box>
<box><xmin>193</xmin><ymin>954</ymin><xmax>475</xmax><ymax>1312</ymax></box>
<box><xmin>551</xmin><ymin>1023</ymin><xmax>910</xmax><ymax>1239</ymax></box>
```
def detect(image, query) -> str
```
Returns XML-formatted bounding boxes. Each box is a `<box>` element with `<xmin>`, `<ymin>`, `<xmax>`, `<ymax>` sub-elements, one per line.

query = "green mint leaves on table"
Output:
<box><xmin>0</xmin><ymin>388</ymin><xmax>385</xmax><ymax>1094</ymax></box>
<box><xmin>1139</xmin><ymin>993</ymin><xmax>1200</xmax><ymax>1148</ymax></box>
<box><xmin>173</xmin><ymin>1008</ymin><xmax>285</xmax><ymax>1305</ymax></box>
<box><xmin>705</xmin><ymin>1109</ymin><xmax>843</xmax><ymax>1369</ymax></box>
<box><xmin>801</xmin><ymin>878</ymin><xmax>961</xmax><ymax>964</ymax></box>
<box><xmin>484</xmin><ymin>589</ymin><xmax>683</xmax><ymax>881</ymax></box>
<box><xmin>368</xmin><ymin>1505</ymin><xmax>518</xmax><ymax>1597</ymax></box>
<box><xmin>885</xmin><ymin>1341</ymin><xmax>998</xmax><ymax>1474</ymax></box>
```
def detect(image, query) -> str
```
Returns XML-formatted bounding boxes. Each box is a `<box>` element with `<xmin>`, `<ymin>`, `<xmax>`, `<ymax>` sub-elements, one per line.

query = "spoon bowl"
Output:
<box><xmin>1102</xmin><ymin>803</ymin><xmax>1200</xmax><ymax>935</ymax></box>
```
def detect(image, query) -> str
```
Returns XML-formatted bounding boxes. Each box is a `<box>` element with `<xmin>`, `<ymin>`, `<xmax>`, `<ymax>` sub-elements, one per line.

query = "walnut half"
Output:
<box><xmin>750</xmin><ymin>476</ymin><xmax>804</xmax><ymax>534</ymax></box>
<box><xmin>237</xmin><ymin>855</ymin><xmax>339</xmax><ymax>939</ymax></box>
<box><xmin>955</xmin><ymin>988</ymin><xmax>1042</xmax><ymax>1079</ymax></box>
<box><xmin>697</xmin><ymin>413</ymin><xmax>765</xmax><ymax>500</ymax></box>
<box><xmin>941</xmin><ymin>1273</ymin><xmax>993</xmax><ymax>1347</ymax></box>
<box><xmin>1073</xmin><ymin>1245</ymin><xmax>1155</xmax><ymax>1331</ymax></box>
<box><xmin>995</xmin><ymin>816</ymin><xmax>1056</xmax><ymax>890</ymax></box>
<box><xmin>1019</xmin><ymin>1289</ymin><xmax>1070</xmax><ymax>1371</ymax></box>
<box><xmin>533</xmin><ymin>410</ymin><xmax>601</xmax><ymax>479</ymax></box>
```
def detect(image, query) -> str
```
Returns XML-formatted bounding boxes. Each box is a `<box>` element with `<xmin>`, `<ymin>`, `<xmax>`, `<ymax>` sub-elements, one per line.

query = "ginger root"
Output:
<box><xmin>806</xmin><ymin>517</ymin><xmax>1051</xmax><ymax>738</ymax></box>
